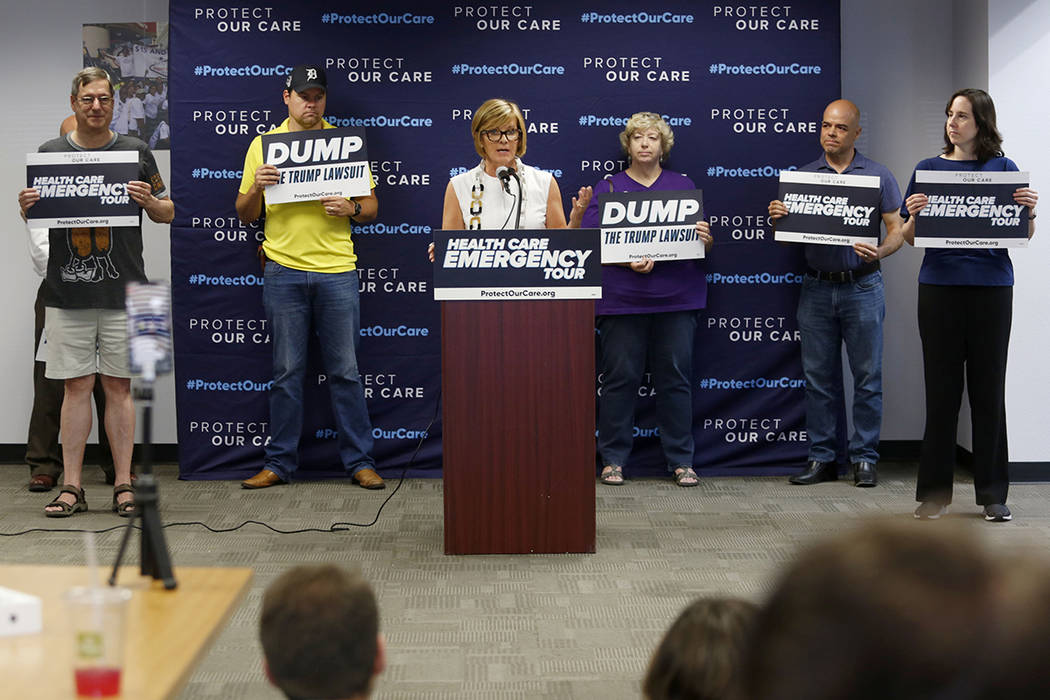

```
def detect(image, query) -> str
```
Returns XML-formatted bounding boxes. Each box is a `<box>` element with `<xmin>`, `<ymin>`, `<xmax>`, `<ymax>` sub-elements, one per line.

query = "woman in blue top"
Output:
<box><xmin>900</xmin><ymin>88</ymin><xmax>1038</xmax><ymax>522</ymax></box>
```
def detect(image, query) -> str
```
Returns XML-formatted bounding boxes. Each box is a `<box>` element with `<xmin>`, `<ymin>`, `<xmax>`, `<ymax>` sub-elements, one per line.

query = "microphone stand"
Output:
<box><xmin>109</xmin><ymin>379</ymin><xmax>177</xmax><ymax>590</ymax></box>
<box><xmin>507</xmin><ymin>169</ymin><xmax>523</xmax><ymax>230</ymax></box>
<box><xmin>109</xmin><ymin>282</ymin><xmax>177</xmax><ymax>590</ymax></box>
<box><xmin>497</xmin><ymin>166</ymin><xmax>524</xmax><ymax>230</ymax></box>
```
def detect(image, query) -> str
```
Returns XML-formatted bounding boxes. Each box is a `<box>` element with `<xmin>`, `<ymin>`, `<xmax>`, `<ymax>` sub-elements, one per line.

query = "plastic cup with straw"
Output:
<box><xmin>64</xmin><ymin>532</ymin><xmax>131</xmax><ymax>697</ymax></box>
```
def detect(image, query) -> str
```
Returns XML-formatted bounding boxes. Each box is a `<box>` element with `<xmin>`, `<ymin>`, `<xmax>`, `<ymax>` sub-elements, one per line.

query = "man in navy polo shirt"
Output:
<box><xmin>767</xmin><ymin>99</ymin><xmax>903</xmax><ymax>487</ymax></box>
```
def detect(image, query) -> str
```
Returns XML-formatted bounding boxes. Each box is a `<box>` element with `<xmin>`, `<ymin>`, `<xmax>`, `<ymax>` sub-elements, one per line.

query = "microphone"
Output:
<box><xmin>496</xmin><ymin>166</ymin><xmax>516</xmax><ymax>194</ymax></box>
<box><xmin>125</xmin><ymin>281</ymin><xmax>172</xmax><ymax>395</ymax></box>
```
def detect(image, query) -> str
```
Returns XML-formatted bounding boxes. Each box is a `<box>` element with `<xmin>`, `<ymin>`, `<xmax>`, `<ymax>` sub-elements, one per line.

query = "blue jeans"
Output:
<box><xmin>797</xmin><ymin>271</ymin><xmax>884</xmax><ymax>464</ymax></box>
<box><xmin>262</xmin><ymin>261</ymin><xmax>374</xmax><ymax>480</ymax></box>
<box><xmin>597</xmin><ymin>311</ymin><xmax>697</xmax><ymax>472</ymax></box>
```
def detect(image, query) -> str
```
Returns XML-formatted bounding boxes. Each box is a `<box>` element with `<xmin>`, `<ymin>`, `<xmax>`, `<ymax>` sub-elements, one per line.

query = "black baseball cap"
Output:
<box><xmin>285</xmin><ymin>65</ymin><xmax>327</xmax><ymax>93</ymax></box>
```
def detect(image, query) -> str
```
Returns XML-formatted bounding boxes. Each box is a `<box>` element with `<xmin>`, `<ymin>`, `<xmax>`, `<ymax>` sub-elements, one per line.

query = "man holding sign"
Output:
<box><xmin>17</xmin><ymin>67</ymin><xmax>173</xmax><ymax>517</ymax></box>
<box><xmin>768</xmin><ymin>100</ymin><xmax>903</xmax><ymax>488</ymax></box>
<box><xmin>235</xmin><ymin>65</ymin><xmax>383</xmax><ymax>491</ymax></box>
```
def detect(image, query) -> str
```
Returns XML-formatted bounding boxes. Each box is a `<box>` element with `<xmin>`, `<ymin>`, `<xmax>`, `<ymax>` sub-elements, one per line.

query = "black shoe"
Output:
<box><xmin>983</xmin><ymin>504</ymin><xmax>1012</xmax><ymax>522</ymax></box>
<box><xmin>853</xmin><ymin>461</ymin><xmax>877</xmax><ymax>487</ymax></box>
<box><xmin>788</xmin><ymin>460</ymin><xmax>837</xmax><ymax>485</ymax></box>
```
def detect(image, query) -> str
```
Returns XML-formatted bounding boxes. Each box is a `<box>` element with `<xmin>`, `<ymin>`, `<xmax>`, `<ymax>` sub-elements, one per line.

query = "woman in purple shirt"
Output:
<box><xmin>900</xmin><ymin>89</ymin><xmax>1038</xmax><ymax>522</ymax></box>
<box><xmin>575</xmin><ymin>112</ymin><xmax>712</xmax><ymax>486</ymax></box>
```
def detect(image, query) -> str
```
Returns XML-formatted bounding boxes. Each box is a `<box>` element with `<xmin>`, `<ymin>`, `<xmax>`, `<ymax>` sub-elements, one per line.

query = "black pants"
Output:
<box><xmin>916</xmin><ymin>283</ymin><xmax>1011</xmax><ymax>506</ymax></box>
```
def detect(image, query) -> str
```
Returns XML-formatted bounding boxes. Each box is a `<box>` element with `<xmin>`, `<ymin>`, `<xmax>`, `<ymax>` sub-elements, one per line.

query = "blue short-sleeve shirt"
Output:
<box><xmin>900</xmin><ymin>155</ymin><xmax>1018</xmax><ymax>286</ymax></box>
<box><xmin>797</xmin><ymin>150</ymin><xmax>902</xmax><ymax>272</ymax></box>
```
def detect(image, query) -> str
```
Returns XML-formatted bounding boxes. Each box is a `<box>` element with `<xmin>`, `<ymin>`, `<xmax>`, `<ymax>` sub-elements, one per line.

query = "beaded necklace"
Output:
<box><xmin>467</xmin><ymin>159</ymin><xmax>526</xmax><ymax>229</ymax></box>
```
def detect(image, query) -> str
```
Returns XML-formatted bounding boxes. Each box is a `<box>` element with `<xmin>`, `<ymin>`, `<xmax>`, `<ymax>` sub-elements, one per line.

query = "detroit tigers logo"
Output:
<box><xmin>306</xmin><ymin>68</ymin><xmax>317</xmax><ymax>81</ymax></box>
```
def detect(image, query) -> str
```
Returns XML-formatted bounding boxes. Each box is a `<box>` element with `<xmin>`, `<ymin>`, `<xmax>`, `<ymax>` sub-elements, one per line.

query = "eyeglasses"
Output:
<box><xmin>77</xmin><ymin>96</ymin><xmax>113</xmax><ymax>107</ymax></box>
<box><xmin>481</xmin><ymin>128</ymin><xmax>521</xmax><ymax>143</ymax></box>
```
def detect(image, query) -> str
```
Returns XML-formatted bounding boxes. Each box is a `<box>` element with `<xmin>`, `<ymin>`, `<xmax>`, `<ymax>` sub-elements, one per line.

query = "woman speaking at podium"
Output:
<box><xmin>573</xmin><ymin>112</ymin><xmax>713</xmax><ymax>487</ymax></box>
<box><xmin>441</xmin><ymin>98</ymin><xmax>586</xmax><ymax>231</ymax></box>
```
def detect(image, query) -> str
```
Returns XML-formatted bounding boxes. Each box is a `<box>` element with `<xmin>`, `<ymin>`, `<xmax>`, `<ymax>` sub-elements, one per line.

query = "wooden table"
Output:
<box><xmin>0</xmin><ymin>565</ymin><xmax>252</xmax><ymax>699</ymax></box>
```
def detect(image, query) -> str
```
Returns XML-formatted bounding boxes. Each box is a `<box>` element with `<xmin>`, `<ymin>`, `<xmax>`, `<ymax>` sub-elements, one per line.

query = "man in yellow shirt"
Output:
<box><xmin>235</xmin><ymin>65</ymin><xmax>383</xmax><ymax>490</ymax></box>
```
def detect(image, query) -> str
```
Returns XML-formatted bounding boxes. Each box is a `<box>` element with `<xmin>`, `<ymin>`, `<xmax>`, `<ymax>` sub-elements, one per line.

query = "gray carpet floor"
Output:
<box><xmin>1</xmin><ymin>462</ymin><xmax>1048</xmax><ymax>699</ymax></box>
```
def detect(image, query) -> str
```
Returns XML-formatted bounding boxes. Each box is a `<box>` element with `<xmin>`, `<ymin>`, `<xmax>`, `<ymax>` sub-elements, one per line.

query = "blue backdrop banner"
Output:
<box><xmin>169</xmin><ymin>0</ymin><xmax>841</xmax><ymax>479</ymax></box>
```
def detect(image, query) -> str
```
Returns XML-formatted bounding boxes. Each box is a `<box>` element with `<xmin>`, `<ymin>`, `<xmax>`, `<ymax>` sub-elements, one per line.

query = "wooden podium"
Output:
<box><xmin>442</xmin><ymin>299</ymin><xmax>596</xmax><ymax>554</ymax></box>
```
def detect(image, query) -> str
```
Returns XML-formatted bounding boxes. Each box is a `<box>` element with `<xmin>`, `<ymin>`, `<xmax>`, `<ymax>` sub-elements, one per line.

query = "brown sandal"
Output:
<box><xmin>44</xmin><ymin>485</ymin><xmax>87</xmax><ymax>517</ymax></box>
<box><xmin>112</xmin><ymin>483</ymin><xmax>136</xmax><ymax>517</ymax></box>
<box><xmin>673</xmin><ymin>467</ymin><xmax>699</xmax><ymax>487</ymax></box>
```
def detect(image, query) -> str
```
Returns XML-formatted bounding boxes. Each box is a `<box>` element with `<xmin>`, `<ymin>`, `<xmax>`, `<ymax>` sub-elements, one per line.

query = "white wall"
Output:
<box><xmin>950</xmin><ymin>0</ymin><xmax>990</xmax><ymax>451</ymax></box>
<box><xmin>0</xmin><ymin>0</ymin><xmax>175</xmax><ymax>445</ymax></box>
<box><xmin>841</xmin><ymin>0</ymin><xmax>957</xmax><ymax>443</ymax></box>
<box><xmin>841</xmin><ymin>0</ymin><xmax>1050</xmax><ymax>464</ymax></box>
<box><xmin>990</xmin><ymin>0</ymin><xmax>1050</xmax><ymax>462</ymax></box>
<box><xmin>954</xmin><ymin>0</ymin><xmax>989</xmax><ymax>88</ymax></box>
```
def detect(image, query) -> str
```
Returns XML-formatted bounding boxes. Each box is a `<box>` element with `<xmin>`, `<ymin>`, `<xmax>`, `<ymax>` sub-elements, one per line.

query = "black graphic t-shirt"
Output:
<box><xmin>39</xmin><ymin>133</ymin><xmax>167</xmax><ymax>309</ymax></box>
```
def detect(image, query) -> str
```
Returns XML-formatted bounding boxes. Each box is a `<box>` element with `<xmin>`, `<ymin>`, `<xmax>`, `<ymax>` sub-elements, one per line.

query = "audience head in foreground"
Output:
<box><xmin>744</xmin><ymin>520</ymin><xmax>1026</xmax><ymax>700</ymax></box>
<box><xmin>972</xmin><ymin>554</ymin><xmax>1050</xmax><ymax>699</ymax></box>
<box><xmin>260</xmin><ymin>565</ymin><xmax>384</xmax><ymax>700</ymax></box>
<box><xmin>644</xmin><ymin>597</ymin><xmax>756</xmax><ymax>700</ymax></box>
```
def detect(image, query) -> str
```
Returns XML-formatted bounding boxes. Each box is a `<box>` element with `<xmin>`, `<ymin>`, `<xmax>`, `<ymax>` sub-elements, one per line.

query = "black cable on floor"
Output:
<box><xmin>0</xmin><ymin>388</ymin><xmax>441</xmax><ymax>537</ymax></box>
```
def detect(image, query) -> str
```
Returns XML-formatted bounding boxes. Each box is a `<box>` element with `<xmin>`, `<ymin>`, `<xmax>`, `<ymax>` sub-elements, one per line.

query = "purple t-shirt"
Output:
<box><xmin>581</xmin><ymin>170</ymin><xmax>708</xmax><ymax>316</ymax></box>
<box><xmin>901</xmin><ymin>156</ymin><xmax>1018</xmax><ymax>286</ymax></box>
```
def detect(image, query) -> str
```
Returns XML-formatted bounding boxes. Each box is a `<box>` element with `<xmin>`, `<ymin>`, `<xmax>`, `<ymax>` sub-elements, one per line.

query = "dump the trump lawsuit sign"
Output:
<box><xmin>169</xmin><ymin>1</ymin><xmax>841</xmax><ymax>479</ymax></box>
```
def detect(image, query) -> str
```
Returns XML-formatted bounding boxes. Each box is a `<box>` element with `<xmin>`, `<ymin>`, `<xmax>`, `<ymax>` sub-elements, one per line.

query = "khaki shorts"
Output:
<box><xmin>44</xmin><ymin>307</ymin><xmax>130</xmax><ymax>379</ymax></box>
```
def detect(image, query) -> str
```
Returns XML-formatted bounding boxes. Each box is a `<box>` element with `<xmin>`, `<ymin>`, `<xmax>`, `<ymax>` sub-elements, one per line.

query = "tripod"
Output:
<box><xmin>109</xmin><ymin>382</ymin><xmax>176</xmax><ymax>590</ymax></box>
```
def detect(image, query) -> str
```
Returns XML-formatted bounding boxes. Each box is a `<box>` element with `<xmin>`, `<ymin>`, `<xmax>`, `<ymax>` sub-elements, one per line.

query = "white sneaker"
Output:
<box><xmin>914</xmin><ymin>502</ymin><xmax>948</xmax><ymax>520</ymax></box>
